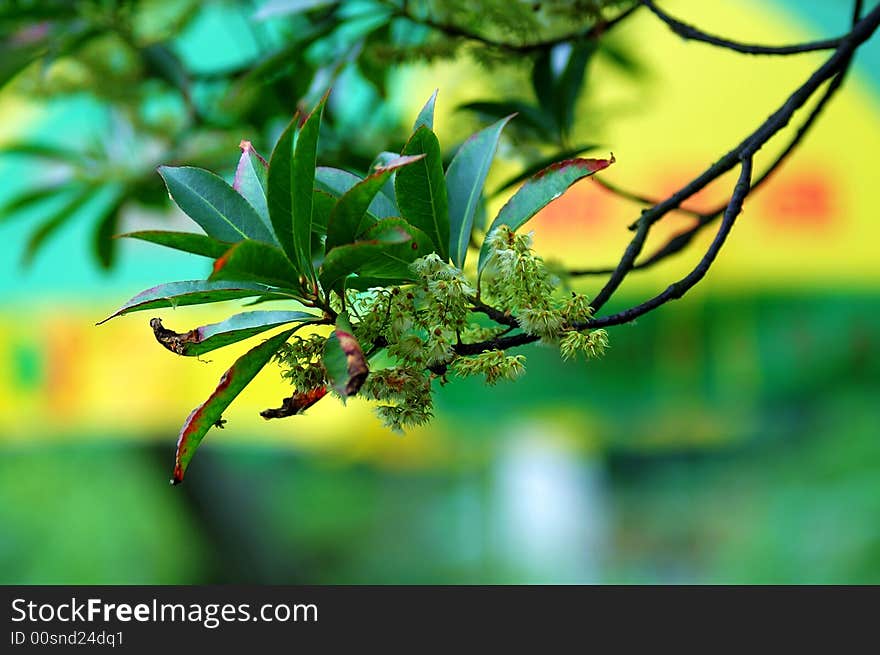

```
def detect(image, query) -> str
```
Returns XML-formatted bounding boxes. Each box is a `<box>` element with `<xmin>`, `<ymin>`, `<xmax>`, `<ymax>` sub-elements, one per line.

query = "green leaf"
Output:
<box><xmin>210</xmin><ymin>240</ymin><xmax>302</xmax><ymax>290</ymax></box>
<box><xmin>319</xmin><ymin>219</ymin><xmax>432</xmax><ymax>291</ymax></box>
<box><xmin>93</xmin><ymin>197</ymin><xmax>126</xmax><ymax>270</ymax></box>
<box><xmin>98</xmin><ymin>280</ymin><xmax>278</xmax><ymax>324</ymax></box>
<box><xmin>158</xmin><ymin>166</ymin><xmax>274</xmax><ymax>244</ymax></box>
<box><xmin>446</xmin><ymin>115</ymin><xmax>514</xmax><ymax>268</ymax></box>
<box><xmin>492</xmin><ymin>143</ymin><xmax>601</xmax><ymax>195</ymax></box>
<box><xmin>291</xmin><ymin>94</ymin><xmax>328</xmax><ymax>281</ymax></box>
<box><xmin>22</xmin><ymin>187</ymin><xmax>93</xmax><ymax>266</ymax></box>
<box><xmin>532</xmin><ymin>49</ymin><xmax>556</xmax><ymax>122</ymax></box>
<box><xmin>267</xmin><ymin>96</ymin><xmax>328</xmax><ymax>282</ymax></box>
<box><xmin>1</xmin><ymin>141</ymin><xmax>86</xmax><ymax>164</ymax></box>
<box><xmin>322</xmin><ymin>315</ymin><xmax>368</xmax><ymax>400</ymax></box>
<box><xmin>310</xmin><ymin>188</ymin><xmax>336</xmax><ymax>267</ymax></box>
<box><xmin>413</xmin><ymin>89</ymin><xmax>438</xmax><ymax>131</ymax></box>
<box><xmin>172</xmin><ymin>327</ymin><xmax>296</xmax><ymax>484</ymax></box>
<box><xmin>478</xmin><ymin>156</ymin><xmax>614</xmax><ymax>272</ymax></box>
<box><xmin>151</xmin><ymin>310</ymin><xmax>318</xmax><ymax>357</ymax></box>
<box><xmin>395</xmin><ymin>127</ymin><xmax>449</xmax><ymax>260</ymax></box>
<box><xmin>556</xmin><ymin>43</ymin><xmax>596</xmax><ymax>135</ymax></box>
<box><xmin>233</xmin><ymin>140</ymin><xmax>272</xmax><ymax>234</ymax></box>
<box><xmin>325</xmin><ymin>154</ymin><xmax>425</xmax><ymax>252</ymax></box>
<box><xmin>0</xmin><ymin>185</ymin><xmax>66</xmax><ymax>222</ymax></box>
<box><xmin>458</xmin><ymin>100</ymin><xmax>554</xmax><ymax>141</ymax></box>
<box><xmin>556</xmin><ymin>43</ymin><xmax>595</xmax><ymax>137</ymax></box>
<box><xmin>119</xmin><ymin>231</ymin><xmax>232</xmax><ymax>259</ymax></box>
<box><xmin>315</xmin><ymin>167</ymin><xmax>397</xmax><ymax>218</ymax></box>
<box><xmin>311</xmin><ymin>189</ymin><xmax>335</xmax><ymax>235</ymax></box>
<box><xmin>267</xmin><ymin>114</ymin><xmax>300</xmax><ymax>265</ymax></box>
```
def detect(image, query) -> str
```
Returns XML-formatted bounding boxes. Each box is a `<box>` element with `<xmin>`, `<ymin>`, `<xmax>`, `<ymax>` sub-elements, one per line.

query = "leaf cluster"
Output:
<box><xmin>100</xmin><ymin>90</ymin><xmax>614</xmax><ymax>482</ymax></box>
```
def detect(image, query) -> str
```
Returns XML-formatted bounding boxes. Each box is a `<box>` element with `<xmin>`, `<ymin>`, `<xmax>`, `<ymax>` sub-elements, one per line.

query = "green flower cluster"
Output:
<box><xmin>481</xmin><ymin>225</ymin><xmax>605</xmax><ymax>350</ymax></box>
<box><xmin>559</xmin><ymin>328</ymin><xmax>610</xmax><ymax>361</ymax></box>
<box><xmin>274</xmin><ymin>230</ymin><xmax>610</xmax><ymax>433</ymax></box>
<box><xmin>273</xmin><ymin>333</ymin><xmax>327</xmax><ymax>392</ymax></box>
<box><xmin>361</xmin><ymin>367</ymin><xmax>434</xmax><ymax>433</ymax></box>
<box><xmin>450</xmin><ymin>350</ymin><xmax>526</xmax><ymax>385</ymax></box>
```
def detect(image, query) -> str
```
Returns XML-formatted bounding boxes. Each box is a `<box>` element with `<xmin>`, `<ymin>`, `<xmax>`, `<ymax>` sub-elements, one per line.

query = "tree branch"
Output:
<box><xmin>570</xmin><ymin>0</ymin><xmax>865</xmax><ymax>278</ymax></box>
<box><xmin>452</xmin><ymin>2</ymin><xmax>879</xmax><ymax>357</ymax></box>
<box><xmin>589</xmin><ymin>3</ymin><xmax>880</xmax><ymax>313</ymax></box>
<box><xmin>642</xmin><ymin>0</ymin><xmax>845</xmax><ymax>55</ymax></box>
<box><xmin>581</xmin><ymin>158</ymin><xmax>753</xmax><ymax>329</ymax></box>
<box><xmin>570</xmin><ymin>64</ymin><xmax>853</xmax><ymax>277</ymax></box>
<box><xmin>394</xmin><ymin>2</ymin><xmax>641</xmax><ymax>55</ymax></box>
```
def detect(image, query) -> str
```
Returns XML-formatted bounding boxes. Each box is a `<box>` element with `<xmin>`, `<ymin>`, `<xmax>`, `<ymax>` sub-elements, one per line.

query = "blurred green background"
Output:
<box><xmin>1</xmin><ymin>0</ymin><xmax>879</xmax><ymax>584</ymax></box>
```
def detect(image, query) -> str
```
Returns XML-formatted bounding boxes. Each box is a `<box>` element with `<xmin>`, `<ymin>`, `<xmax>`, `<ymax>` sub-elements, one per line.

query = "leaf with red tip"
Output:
<box><xmin>478</xmin><ymin>155</ymin><xmax>615</xmax><ymax>272</ymax></box>
<box><xmin>322</xmin><ymin>315</ymin><xmax>368</xmax><ymax>399</ymax></box>
<box><xmin>233</xmin><ymin>140</ymin><xmax>272</xmax><ymax>234</ymax></box>
<box><xmin>150</xmin><ymin>310</ymin><xmax>318</xmax><ymax>357</ymax></box>
<box><xmin>98</xmin><ymin>280</ymin><xmax>279</xmax><ymax>324</ymax></box>
<box><xmin>172</xmin><ymin>327</ymin><xmax>296</xmax><ymax>484</ymax></box>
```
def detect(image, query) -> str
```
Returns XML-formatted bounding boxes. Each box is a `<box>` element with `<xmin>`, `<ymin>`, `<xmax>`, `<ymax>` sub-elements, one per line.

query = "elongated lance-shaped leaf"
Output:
<box><xmin>492</xmin><ymin>143</ymin><xmax>601</xmax><ymax>195</ymax></box>
<box><xmin>93</xmin><ymin>195</ymin><xmax>127</xmax><ymax>270</ymax></box>
<box><xmin>1</xmin><ymin>141</ymin><xmax>87</xmax><ymax>164</ymax></box>
<box><xmin>172</xmin><ymin>328</ymin><xmax>296</xmax><ymax>484</ymax></box>
<box><xmin>478</xmin><ymin>156</ymin><xmax>615</xmax><ymax>272</ymax></box>
<box><xmin>0</xmin><ymin>184</ymin><xmax>66</xmax><ymax>222</ymax></box>
<box><xmin>458</xmin><ymin>100</ymin><xmax>555</xmax><ymax>141</ymax></box>
<box><xmin>151</xmin><ymin>310</ymin><xmax>318</xmax><ymax>357</ymax></box>
<box><xmin>158</xmin><ymin>166</ymin><xmax>274</xmax><ymax>244</ymax></box>
<box><xmin>23</xmin><ymin>186</ymin><xmax>94</xmax><ymax>265</ymax></box>
<box><xmin>319</xmin><ymin>219</ymin><xmax>432</xmax><ymax>291</ymax></box>
<box><xmin>119</xmin><ymin>231</ymin><xmax>232</xmax><ymax>259</ymax></box>
<box><xmin>211</xmin><ymin>240</ymin><xmax>302</xmax><ymax>290</ymax></box>
<box><xmin>446</xmin><ymin>114</ymin><xmax>514</xmax><ymax>267</ymax></box>
<box><xmin>267</xmin><ymin>113</ymin><xmax>300</xmax><ymax>266</ymax></box>
<box><xmin>413</xmin><ymin>89</ymin><xmax>438</xmax><ymax>132</ymax></box>
<box><xmin>291</xmin><ymin>93</ymin><xmax>328</xmax><ymax>282</ymax></box>
<box><xmin>395</xmin><ymin>127</ymin><xmax>449</xmax><ymax>260</ymax></box>
<box><xmin>322</xmin><ymin>313</ymin><xmax>368</xmax><ymax>400</ymax></box>
<box><xmin>233</xmin><ymin>140</ymin><xmax>272</xmax><ymax>235</ymax></box>
<box><xmin>98</xmin><ymin>280</ymin><xmax>278</xmax><ymax>324</ymax></box>
<box><xmin>315</xmin><ymin>167</ymin><xmax>397</xmax><ymax>218</ymax></box>
<box><xmin>556</xmin><ymin>43</ymin><xmax>595</xmax><ymax>139</ymax></box>
<box><xmin>325</xmin><ymin>154</ymin><xmax>425</xmax><ymax>252</ymax></box>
